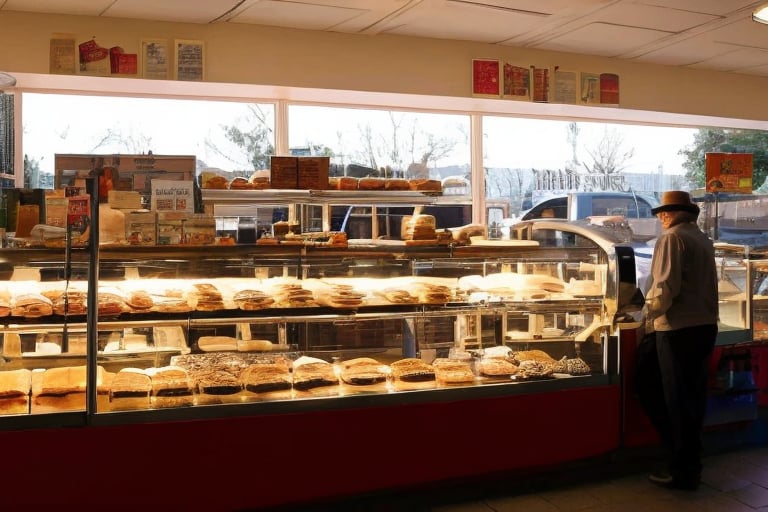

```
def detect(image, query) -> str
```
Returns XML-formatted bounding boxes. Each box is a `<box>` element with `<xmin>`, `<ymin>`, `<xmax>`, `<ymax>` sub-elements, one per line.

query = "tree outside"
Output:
<box><xmin>680</xmin><ymin>128</ymin><xmax>768</xmax><ymax>190</ymax></box>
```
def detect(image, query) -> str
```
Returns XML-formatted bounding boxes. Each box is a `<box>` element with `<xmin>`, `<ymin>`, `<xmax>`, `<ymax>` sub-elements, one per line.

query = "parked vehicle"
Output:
<box><xmin>520</xmin><ymin>191</ymin><xmax>660</xmax><ymax>240</ymax></box>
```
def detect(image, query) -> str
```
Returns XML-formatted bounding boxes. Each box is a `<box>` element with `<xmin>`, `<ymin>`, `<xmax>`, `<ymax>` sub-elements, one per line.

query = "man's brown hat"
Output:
<box><xmin>651</xmin><ymin>190</ymin><xmax>700</xmax><ymax>216</ymax></box>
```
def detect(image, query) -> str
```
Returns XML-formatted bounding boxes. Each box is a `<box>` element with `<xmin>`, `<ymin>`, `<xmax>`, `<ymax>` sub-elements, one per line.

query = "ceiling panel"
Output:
<box><xmin>634</xmin><ymin>0</ymin><xmax>760</xmax><ymax>17</ymax></box>
<box><xmin>229</xmin><ymin>0</ymin><xmax>365</xmax><ymax>30</ymax></box>
<box><xmin>707</xmin><ymin>18</ymin><xmax>768</xmax><ymax>49</ymax></box>
<box><xmin>631</xmin><ymin>38</ymin><xmax>740</xmax><ymax>66</ymax></box>
<box><xmin>688</xmin><ymin>46</ymin><xmax>768</xmax><ymax>72</ymax></box>
<box><xmin>103</xmin><ymin>0</ymin><xmax>238</xmax><ymax>23</ymax></box>
<box><xmin>536</xmin><ymin>22</ymin><xmax>671</xmax><ymax>57</ymax></box>
<box><xmin>380</xmin><ymin>1</ymin><xmax>550</xmax><ymax>43</ymax></box>
<box><xmin>589</xmin><ymin>3</ymin><xmax>716</xmax><ymax>32</ymax></box>
<box><xmin>2</xmin><ymin>0</ymin><xmax>112</xmax><ymax>16</ymax></box>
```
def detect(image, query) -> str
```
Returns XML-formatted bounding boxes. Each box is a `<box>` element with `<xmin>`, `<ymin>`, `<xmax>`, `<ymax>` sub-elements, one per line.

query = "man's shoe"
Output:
<box><xmin>648</xmin><ymin>470</ymin><xmax>674</xmax><ymax>486</ymax></box>
<box><xmin>649</xmin><ymin>470</ymin><xmax>700</xmax><ymax>491</ymax></box>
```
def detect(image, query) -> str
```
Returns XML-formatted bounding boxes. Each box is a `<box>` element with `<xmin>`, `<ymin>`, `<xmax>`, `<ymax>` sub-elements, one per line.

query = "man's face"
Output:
<box><xmin>656</xmin><ymin>210</ymin><xmax>675</xmax><ymax>229</ymax></box>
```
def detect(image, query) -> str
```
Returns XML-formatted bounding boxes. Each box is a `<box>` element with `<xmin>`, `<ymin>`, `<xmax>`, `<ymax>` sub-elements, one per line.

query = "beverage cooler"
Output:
<box><xmin>0</xmin><ymin>187</ymin><xmax>682</xmax><ymax>510</ymax></box>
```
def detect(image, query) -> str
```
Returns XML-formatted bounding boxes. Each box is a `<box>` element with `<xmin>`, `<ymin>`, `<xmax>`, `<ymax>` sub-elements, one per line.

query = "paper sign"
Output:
<box><xmin>151</xmin><ymin>179</ymin><xmax>194</xmax><ymax>213</ymax></box>
<box><xmin>705</xmin><ymin>153</ymin><xmax>753</xmax><ymax>193</ymax></box>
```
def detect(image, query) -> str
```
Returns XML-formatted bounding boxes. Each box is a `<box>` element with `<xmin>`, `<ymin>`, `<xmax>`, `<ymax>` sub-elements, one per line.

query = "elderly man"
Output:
<box><xmin>642</xmin><ymin>190</ymin><xmax>719</xmax><ymax>491</ymax></box>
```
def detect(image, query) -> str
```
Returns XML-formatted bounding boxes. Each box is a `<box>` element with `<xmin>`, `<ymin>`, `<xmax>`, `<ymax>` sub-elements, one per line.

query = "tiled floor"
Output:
<box><xmin>275</xmin><ymin>412</ymin><xmax>768</xmax><ymax>511</ymax></box>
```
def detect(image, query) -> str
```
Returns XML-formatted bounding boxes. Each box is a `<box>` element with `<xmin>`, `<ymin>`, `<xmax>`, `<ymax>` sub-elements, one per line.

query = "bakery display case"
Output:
<box><xmin>0</xmin><ymin>211</ymin><xmax>643</xmax><ymax>420</ymax></box>
<box><xmin>714</xmin><ymin>242</ymin><xmax>753</xmax><ymax>345</ymax></box>
<box><xmin>0</xmin><ymin>186</ymin><xmax>640</xmax><ymax>510</ymax></box>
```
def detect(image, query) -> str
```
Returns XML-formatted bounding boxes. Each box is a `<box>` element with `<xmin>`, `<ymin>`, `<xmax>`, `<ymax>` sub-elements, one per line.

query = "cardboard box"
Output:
<box><xmin>108</xmin><ymin>190</ymin><xmax>142</xmax><ymax>210</ymax></box>
<box><xmin>126</xmin><ymin>211</ymin><xmax>157</xmax><ymax>246</ymax></box>
<box><xmin>298</xmin><ymin>156</ymin><xmax>330</xmax><ymax>190</ymax></box>
<box><xmin>157</xmin><ymin>211</ymin><xmax>186</xmax><ymax>245</ymax></box>
<box><xmin>183</xmin><ymin>215</ymin><xmax>216</xmax><ymax>245</ymax></box>
<box><xmin>270</xmin><ymin>156</ymin><xmax>298</xmax><ymax>189</ymax></box>
<box><xmin>45</xmin><ymin>192</ymin><xmax>69</xmax><ymax>228</ymax></box>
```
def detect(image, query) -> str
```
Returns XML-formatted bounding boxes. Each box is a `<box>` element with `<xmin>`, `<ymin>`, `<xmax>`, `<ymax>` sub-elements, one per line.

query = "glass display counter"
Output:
<box><xmin>0</xmin><ymin>219</ymin><xmax>638</xmax><ymax>420</ymax></box>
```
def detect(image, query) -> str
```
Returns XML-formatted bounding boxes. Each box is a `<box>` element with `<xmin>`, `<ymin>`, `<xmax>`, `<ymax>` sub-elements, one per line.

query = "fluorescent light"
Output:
<box><xmin>754</xmin><ymin>3</ymin><xmax>768</xmax><ymax>24</ymax></box>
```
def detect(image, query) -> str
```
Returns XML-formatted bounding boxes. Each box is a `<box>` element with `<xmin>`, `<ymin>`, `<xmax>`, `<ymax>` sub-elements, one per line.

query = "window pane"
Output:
<box><xmin>22</xmin><ymin>93</ymin><xmax>275</xmax><ymax>189</ymax></box>
<box><xmin>482</xmin><ymin>116</ymin><xmax>698</xmax><ymax>217</ymax></box>
<box><xmin>289</xmin><ymin>105</ymin><xmax>470</xmax><ymax>182</ymax></box>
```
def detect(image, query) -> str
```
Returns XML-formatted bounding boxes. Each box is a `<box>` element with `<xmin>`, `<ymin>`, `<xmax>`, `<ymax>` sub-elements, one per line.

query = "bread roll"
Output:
<box><xmin>336</xmin><ymin>177</ymin><xmax>358</xmax><ymax>190</ymax></box>
<box><xmin>408</xmin><ymin>179</ymin><xmax>442</xmax><ymax>192</ymax></box>
<box><xmin>358</xmin><ymin>177</ymin><xmax>385</xmax><ymax>190</ymax></box>
<box><xmin>229</xmin><ymin>177</ymin><xmax>254</xmax><ymax>190</ymax></box>
<box><xmin>384</xmin><ymin>178</ymin><xmax>410</xmax><ymax>190</ymax></box>
<box><xmin>197</xmin><ymin>336</ymin><xmax>238</xmax><ymax>352</ymax></box>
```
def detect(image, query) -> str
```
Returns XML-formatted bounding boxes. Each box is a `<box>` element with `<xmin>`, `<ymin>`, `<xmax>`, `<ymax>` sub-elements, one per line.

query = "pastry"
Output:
<box><xmin>339</xmin><ymin>357</ymin><xmax>388</xmax><ymax>385</ymax></box>
<box><xmin>390</xmin><ymin>358</ymin><xmax>435</xmax><ymax>382</ymax></box>
<box><xmin>240</xmin><ymin>363</ymin><xmax>292</xmax><ymax>393</ymax></box>
<box><xmin>11</xmin><ymin>293</ymin><xmax>53</xmax><ymax>318</ymax></box>
<box><xmin>292</xmin><ymin>357</ymin><xmax>337</xmax><ymax>391</ymax></box>
<box><xmin>432</xmin><ymin>359</ymin><xmax>475</xmax><ymax>384</ymax></box>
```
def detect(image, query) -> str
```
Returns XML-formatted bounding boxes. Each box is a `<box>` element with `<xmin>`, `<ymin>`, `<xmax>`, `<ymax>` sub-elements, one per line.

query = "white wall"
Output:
<box><xmin>1</xmin><ymin>11</ymin><xmax>768</xmax><ymax>124</ymax></box>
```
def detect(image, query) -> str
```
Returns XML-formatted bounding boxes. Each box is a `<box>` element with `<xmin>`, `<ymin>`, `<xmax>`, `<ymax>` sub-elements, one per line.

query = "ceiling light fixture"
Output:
<box><xmin>754</xmin><ymin>3</ymin><xmax>768</xmax><ymax>24</ymax></box>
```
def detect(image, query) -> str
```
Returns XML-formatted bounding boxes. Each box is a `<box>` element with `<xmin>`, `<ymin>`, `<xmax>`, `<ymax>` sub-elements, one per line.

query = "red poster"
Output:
<box><xmin>472</xmin><ymin>59</ymin><xmax>500</xmax><ymax>96</ymax></box>
<box><xmin>705</xmin><ymin>153</ymin><xmax>753</xmax><ymax>193</ymax></box>
<box><xmin>600</xmin><ymin>73</ymin><xmax>620</xmax><ymax>105</ymax></box>
<box><xmin>531</xmin><ymin>67</ymin><xmax>549</xmax><ymax>103</ymax></box>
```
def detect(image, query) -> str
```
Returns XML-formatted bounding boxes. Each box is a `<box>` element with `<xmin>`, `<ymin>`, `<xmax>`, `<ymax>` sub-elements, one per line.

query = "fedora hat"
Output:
<box><xmin>651</xmin><ymin>190</ymin><xmax>700</xmax><ymax>215</ymax></box>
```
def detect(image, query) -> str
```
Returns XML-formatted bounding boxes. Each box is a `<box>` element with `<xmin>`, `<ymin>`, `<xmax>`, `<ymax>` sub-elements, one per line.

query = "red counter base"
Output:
<box><xmin>1</xmin><ymin>385</ymin><xmax>619</xmax><ymax>511</ymax></box>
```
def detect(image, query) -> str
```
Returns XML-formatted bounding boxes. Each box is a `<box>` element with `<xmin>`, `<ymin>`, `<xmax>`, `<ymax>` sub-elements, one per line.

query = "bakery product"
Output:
<box><xmin>292</xmin><ymin>357</ymin><xmax>338</xmax><ymax>391</ymax></box>
<box><xmin>196</xmin><ymin>370</ymin><xmax>242</xmax><ymax>395</ymax></box>
<box><xmin>197</xmin><ymin>336</ymin><xmax>238</xmax><ymax>352</ymax></box>
<box><xmin>192</xmin><ymin>283</ymin><xmax>226</xmax><ymax>311</ymax></box>
<box><xmin>146</xmin><ymin>366</ymin><xmax>194</xmax><ymax>396</ymax></box>
<box><xmin>384</xmin><ymin>178</ymin><xmax>410</xmax><ymax>190</ymax></box>
<box><xmin>0</xmin><ymin>369</ymin><xmax>31</xmax><ymax>415</ymax></box>
<box><xmin>336</xmin><ymin>177</ymin><xmax>358</xmax><ymax>190</ymax></box>
<box><xmin>146</xmin><ymin>366</ymin><xmax>194</xmax><ymax>408</ymax></box>
<box><xmin>233</xmin><ymin>289</ymin><xmax>275</xmax><ymax>310</ymax></box>
<box><xmin>240</xmin><ymin>363</ymin><xmax>292</xmax><ymax>393</ymax></box>
<box><xmin>11</xmin><ymin>293</ymin><xmax>53</xmax><ymax>318</ymax></box>
<box><xmin>432</xmin><ymin>359</ymin><xmax>475</xmax><ymax>384</ymax></box>
<box><xmin>202</xmin><ymin>174</ymin><xmax>229</xmax><ymax>189</ymax></box>
<box><xmin>339</xmin><ymin>357</ymin><xmax>388</xmax><ymax>386</ymax></box>
<box><xmin>390</xmin><ymin>358</ymin><xmax>435</xmax><ymax>383</ymax></box>
<box><xmin>358</xmin><ymin>177</ymin><xmax>385</xmax><ymax>190</ymax></box>
<box><xmin>401</xmin><ymin>214</ymin><xmax>436</xmax><ymax>241</ymax></box>
<box><xmin>98</xmin><ymin>289</ymin><xmax>128</xmax><ymax>316</ymax></box>
<box><xmin>229</xmin><ymin>176</ymin><xmax>254</xmax><ymax>190</ymax></box>
<box><xmin>408</xmin><ymin>179</ymin><xmax>442</xmax><ymax>192</ymax></box>
<box><xmin>477</xmin><ymin>358</ymin><xmax>518</xmax><ymax>379</ymax></box>
<box><xmin>125</xmin><ymin>290</ymin><xmax>154</xmax><ymax>311</ymax></box>
<box><xmin>109</xmin><ymin>368</ymin><xmax>152</xmax><ymax>410</ymax></box>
